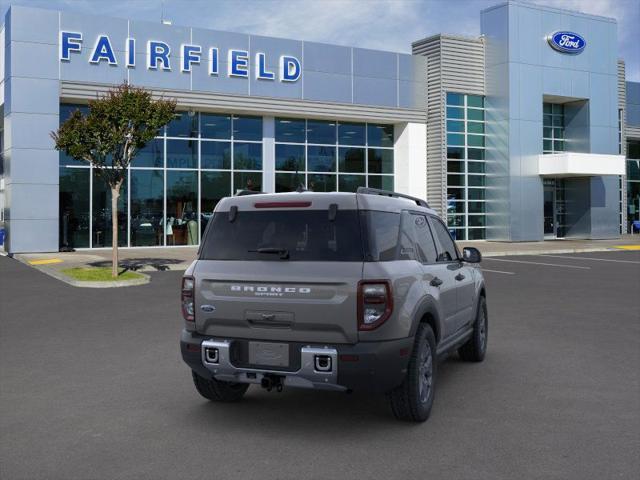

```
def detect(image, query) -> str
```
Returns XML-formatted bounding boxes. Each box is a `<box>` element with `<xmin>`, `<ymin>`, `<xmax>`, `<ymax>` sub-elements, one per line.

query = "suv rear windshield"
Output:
<box><xmin>200</xmin><ymin>210</ymin><xmax>364</xmax><ymax>261</ymax></box>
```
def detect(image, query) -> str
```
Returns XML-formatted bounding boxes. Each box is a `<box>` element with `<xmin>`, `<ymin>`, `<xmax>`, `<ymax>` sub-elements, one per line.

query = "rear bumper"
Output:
<box><xmin>180</xmin><ymin>329</ymin><xmax>413</xmax><ymax>393</ymax></box>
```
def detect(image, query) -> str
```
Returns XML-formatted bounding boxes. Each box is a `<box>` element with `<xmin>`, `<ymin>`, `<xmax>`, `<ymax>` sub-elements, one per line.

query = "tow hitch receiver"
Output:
<box><xmin>314</xmin><ymin>354</ymin><xmax>332</xmax><ymax>372</ymax></box>
<box><xmin>261</xmin><ymin>374</ymin><xmax>285</xmax><ymax>392</ymax></box>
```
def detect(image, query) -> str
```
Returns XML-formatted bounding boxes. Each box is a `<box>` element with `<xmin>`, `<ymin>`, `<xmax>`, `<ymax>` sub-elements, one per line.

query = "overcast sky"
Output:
<box><xmin>1</xmin><ymin>0</ymin><xmax>638</xmax><ymax>80</ymax></box>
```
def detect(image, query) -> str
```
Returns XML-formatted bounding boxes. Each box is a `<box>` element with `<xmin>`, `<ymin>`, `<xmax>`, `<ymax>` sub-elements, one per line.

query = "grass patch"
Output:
<box><xmin>62</xmin><ymin>267</ymin><xmax>144</xmax><ymax>282</ymax></box>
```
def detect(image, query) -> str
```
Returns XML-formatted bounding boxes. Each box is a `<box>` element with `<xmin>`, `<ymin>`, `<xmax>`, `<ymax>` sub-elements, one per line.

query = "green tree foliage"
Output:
<box><xmin>52</xmin><ymin>83</ymin><xmax>176</xmax><ymax>277</ymax></box>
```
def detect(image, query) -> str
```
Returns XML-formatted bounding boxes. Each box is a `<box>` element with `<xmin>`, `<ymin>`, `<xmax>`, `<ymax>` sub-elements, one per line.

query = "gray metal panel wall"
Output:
<box><xmin>627</xmin><ymin>125</ymin><xmax>640</xmax><ymax>139</ymax></box>
<box><xmin>619</xmin><ymin>61</ymin><xmax>626</xmax><ymax>152</ymax></box>
<box><xmin>482</xmin><ymin>1</ymin><xmax>620</xmax><ymax>241</ymax></box>
<box><xmin>618</xmin><ymin>60</ymin><xmax>626</xmax><ymax>231</ymax></box>
<box><xmin>412</xmin><ymin>35</ymin><xmax>485</xmax><ymax>217</ymax></box>
<box><xmin>618</xmin><ymin>61</ymin><xmax>626</xmax><ymax>110</ymax></box>
<box><xmin>626</xmin><ymin>81</ymin><xmax>640</xmax><ymax>128</ymax></box>
<box><xmin>563</xmin><ymin>177</ymin><xmax>591</xmax><ymax>237</ymax></box>
<box><xmin>55</xmin><ymin>8</ymin><xmax>428</xmax><ymax>111</ymax></box>
<box><xmin>3</xmin><ymin>6</ymin><xmax>60</xmax><ymax>253</ymax></box>
<box><xmin>413</xmin><ymin>37</ymin><xmax>445</xmax><ymax>216</ymax></box>
<box><xmin>439</xmin><ymin>37</ymin><xmax>485</xmax><ymax>96</ymax></box>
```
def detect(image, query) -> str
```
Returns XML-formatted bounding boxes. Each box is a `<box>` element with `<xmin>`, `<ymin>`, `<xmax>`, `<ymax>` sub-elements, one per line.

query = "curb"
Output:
<box><xmin>39</xmin><ymin>266</ymin><xmax>151</xmax><ymax>288</ymax></box>
<box><xmin>10</xmin><ymin>255</ymin><xmax>151</xmax><ymax>288</ymax></box>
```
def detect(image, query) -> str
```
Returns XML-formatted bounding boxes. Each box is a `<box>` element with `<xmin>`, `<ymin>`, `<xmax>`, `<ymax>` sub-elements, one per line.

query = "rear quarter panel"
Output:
<box><xmin>359</xmin><ymin>260</ymin><xmax>427</xmax><ymax>342</ymax></box>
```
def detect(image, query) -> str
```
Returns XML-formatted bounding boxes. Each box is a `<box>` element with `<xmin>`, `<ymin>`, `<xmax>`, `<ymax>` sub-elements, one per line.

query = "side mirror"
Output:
<box><xmin>462</xmin><ymin>247</ymin><xmax>482</xmax><ymax>263</ymax></box>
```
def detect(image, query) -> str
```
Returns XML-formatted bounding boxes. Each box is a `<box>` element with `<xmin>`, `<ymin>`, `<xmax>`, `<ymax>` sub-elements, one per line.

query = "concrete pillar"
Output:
<box><xmin>3</xmin><ymin>6</ymin><xmax>60</xmax><ymax>253</ymax></box>
<box><xmin>262</xmin><ymin>116</ymin><xmax>275</xmax><ymax>193</ymax></box>
<box><xmin>394</xmin><ymin>122</ymin><xmax>427</xmax><ymax>200</ymax></box>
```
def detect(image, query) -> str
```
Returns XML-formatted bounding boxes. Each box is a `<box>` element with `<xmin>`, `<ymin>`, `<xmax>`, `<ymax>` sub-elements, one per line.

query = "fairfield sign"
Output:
<box><xmin>59</xmin><ymin>31</ymin><xmax>302</xmax><ymax>82</ymax></box>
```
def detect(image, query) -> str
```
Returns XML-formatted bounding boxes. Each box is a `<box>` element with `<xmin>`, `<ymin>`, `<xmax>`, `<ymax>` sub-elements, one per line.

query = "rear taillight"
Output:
<box><xmin>357</xmin><ymin>280</ymin><xmax>393</xmax><ymax>331</ymax></box>
<box><xmin>181</xmin><ymin>276</ymin><xmax>195</xmax><ymax>322</ymax></box>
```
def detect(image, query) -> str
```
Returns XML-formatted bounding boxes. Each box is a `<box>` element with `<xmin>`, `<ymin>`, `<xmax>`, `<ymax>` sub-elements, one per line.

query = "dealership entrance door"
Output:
<box><xmin>543</xmin><ymin>178</ymin><xmax>567</xmax><ymax>238</ymax></box>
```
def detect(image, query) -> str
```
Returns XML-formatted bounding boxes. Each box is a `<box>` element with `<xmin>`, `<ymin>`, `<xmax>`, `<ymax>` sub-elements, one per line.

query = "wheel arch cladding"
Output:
<box><xmin>410</xmin><ymin>297</ymin><xmax>441</xmax><ymax>343</ymax></box>
<box><xmin>421</xmin><ymin>311</ymin><xmax>440</xmax><ymax>344</ymax></box>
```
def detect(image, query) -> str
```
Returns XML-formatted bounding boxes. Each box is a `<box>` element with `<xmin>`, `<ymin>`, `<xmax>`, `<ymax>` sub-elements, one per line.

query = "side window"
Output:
<box><xmin>397</xmin><ymin>211</ymin><xmax>417</xmax><ymax>261</ymax></box>
<box><xmin>411</xmin><ymin>214</ymin><xmax>438</xmax><ymax>263</ymax></box>
<box><xmin>429</xmin><ymin>216</ymin><xmax>458</xmax><ymax>262</ymax></box>
<box><xmin>365</xmin><ymin>211</ymin><xmax>401</xmax><ymax>261</ymax></box>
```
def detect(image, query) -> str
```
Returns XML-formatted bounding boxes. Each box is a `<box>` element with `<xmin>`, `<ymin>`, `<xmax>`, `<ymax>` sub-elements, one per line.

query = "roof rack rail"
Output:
<box><xmin>236</xmin><ymin>189</ymin><xmax>266</xmax><ymax>196</ymax></box>
<box><xmin>356</xmin><ymin>187</ymin><xmax>430</xmax><ymax>208</ymax></box>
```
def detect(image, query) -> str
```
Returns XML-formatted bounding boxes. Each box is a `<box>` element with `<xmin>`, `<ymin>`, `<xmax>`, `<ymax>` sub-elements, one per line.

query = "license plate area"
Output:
<box><xmin>248</xmin><ymin>341</ymin><xmax>290</xmax><ymax>368</ymax></box>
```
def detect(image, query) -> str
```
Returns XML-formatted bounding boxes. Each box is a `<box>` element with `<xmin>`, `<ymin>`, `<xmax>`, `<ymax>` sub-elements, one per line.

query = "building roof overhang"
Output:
<box><xmin>538</xmin><ymin>152</ymin><xmax>626</xmax><ymax>177</ymax></box>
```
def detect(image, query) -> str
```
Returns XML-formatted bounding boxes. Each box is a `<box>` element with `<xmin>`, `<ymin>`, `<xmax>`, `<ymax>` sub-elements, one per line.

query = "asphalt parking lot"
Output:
<box><xmin>1</xmin><ymin>250</ymin><xmax>639</xmax><ymax>480</ymax></box>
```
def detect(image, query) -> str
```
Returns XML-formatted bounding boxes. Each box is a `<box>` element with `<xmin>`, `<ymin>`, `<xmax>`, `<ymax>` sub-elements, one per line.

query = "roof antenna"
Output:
<box><xmin>161</xmin><ymin>1</ymin><xmax>172</xmax><ymax>25</ymax></box>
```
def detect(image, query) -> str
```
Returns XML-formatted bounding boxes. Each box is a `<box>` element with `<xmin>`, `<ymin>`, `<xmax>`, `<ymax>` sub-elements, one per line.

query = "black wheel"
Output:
<box><xmin>458</xmin><ymin>295</ymin><xmax>488</xmax><ymax>362</ymax></box>
<box><xmin>387</xmin><ymin>323</ymin><xmax>436</xmax><ymax>422</ymax></box>
<box><xmin>191</xmin><ymin>371</ymin><xmax>249</xmax><ymax>402</ymax></box>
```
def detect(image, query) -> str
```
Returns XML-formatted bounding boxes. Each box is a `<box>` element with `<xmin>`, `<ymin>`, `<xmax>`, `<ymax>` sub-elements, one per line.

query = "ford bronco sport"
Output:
<box><xmin>180</xmin><ymin>187</ymin><xmax>487</xmax><ymax>422</ymax></box>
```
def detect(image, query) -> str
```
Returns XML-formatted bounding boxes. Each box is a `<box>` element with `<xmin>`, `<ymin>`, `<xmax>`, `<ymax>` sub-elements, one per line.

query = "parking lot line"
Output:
<box><xmin>540</xmin><ymin>254</ymin><xmax>640</xmax><ymax>264</ymax></box>
<box><xmin>481</xmin><ymin>268</ymin><xmax>516</xmax><ymax>275</ymax></box>
<box><xmin>484</xmin><ymin>258</ymin><xmax>591</xmax><ymax>269</ymax></box>
<box><xmin>613</xmin><ymin>245</ymin><xmax>640</xmax><ymax>250</ymax></box>
<box><xmin>28</xmin><ymin>258</ymin><xmax>63</xmax><ymax>265</ymax></box>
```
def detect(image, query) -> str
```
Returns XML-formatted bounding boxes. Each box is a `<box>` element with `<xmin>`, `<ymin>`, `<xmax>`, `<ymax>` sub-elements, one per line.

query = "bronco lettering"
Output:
<box><xmin>230</xmin><ymin>285</ymin><xmax>311</xmax><ymax>294</ymax></box>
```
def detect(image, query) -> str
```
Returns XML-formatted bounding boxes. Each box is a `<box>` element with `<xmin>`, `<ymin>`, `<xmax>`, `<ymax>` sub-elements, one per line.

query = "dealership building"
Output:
<box><xmin>1</xmin><ymin>1</ymin><xmax>639</xmax><ymax>252</ymax></box>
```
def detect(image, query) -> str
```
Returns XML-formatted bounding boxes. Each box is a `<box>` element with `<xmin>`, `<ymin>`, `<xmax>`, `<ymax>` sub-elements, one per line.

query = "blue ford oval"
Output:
<box><xmin>547</xmin><ymin>31</ymin><xmax>586</xmax><ymax>54</ymax></box>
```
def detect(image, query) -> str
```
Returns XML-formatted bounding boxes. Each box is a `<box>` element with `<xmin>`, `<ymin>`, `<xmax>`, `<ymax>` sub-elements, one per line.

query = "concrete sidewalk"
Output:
<box><xmin>8</xmin><ymin>236</ymin><xmax>640</xmax><ymax>276</ymax></box>
<box><xmin>458</xmin><ymin>235</ymin><xmax>640</xmax><ymax>257</ymax></box>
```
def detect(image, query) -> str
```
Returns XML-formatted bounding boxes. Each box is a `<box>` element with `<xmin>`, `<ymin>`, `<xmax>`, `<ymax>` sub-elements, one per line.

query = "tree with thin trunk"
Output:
<box><xmin>52</xmin><ymin>83</ymin><xmax>176</xmax><ymax>278</ymax></box>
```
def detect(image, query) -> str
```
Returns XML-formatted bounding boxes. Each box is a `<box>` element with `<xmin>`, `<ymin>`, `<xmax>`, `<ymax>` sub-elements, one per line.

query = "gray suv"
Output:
<box><xmin>180</xmin><ymin>187</ymin><xmax>487</xmax><ymax>422</ymax></box>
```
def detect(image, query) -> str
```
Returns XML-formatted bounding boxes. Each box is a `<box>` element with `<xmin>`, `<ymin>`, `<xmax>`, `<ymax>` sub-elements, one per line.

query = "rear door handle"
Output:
<box><xmin>455</xmin><ymin>273</ymin><xmax>465</xmax><ymax>281</ymax></box>
<box><xmin>430</xmin><ymin>277</ymin><xmax>443</xmax><ymax>287</ymax></box>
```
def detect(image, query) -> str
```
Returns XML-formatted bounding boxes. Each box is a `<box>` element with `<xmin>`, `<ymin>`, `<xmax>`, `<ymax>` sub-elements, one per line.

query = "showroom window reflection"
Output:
<box><xmin>445</xmin><ymin>92</ymin><xmax>487</xmax><ymax>241</ymax></box>
<box><xmin>58</xmin><ymin>105</ymin><xmax>263</xmax><ymax>248</ymax></box>
<box><xmin>627</xmin><ymin>140</ymin><xmax>640</xmax><ymax>232</ymax></box>
<box><xmin>274</xmin><ymin>118</ymin><xmax>395</xmax><ymax>193</ymax></box>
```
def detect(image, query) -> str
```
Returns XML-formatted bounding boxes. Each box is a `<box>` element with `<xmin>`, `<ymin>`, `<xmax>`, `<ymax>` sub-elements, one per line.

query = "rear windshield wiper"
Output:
<box><xmin>248</xmin><ymin>247</ymin><xmax>290</xmax><ymax>260</ymax></box>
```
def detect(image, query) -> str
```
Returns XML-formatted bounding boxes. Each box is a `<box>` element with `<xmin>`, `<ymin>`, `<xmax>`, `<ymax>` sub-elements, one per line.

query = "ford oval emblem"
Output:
<box><xmin>200</xmin><ymin>305</ymin><xmax>216</xmax><ymax>313</ymax></box>
<box><xmin>547</xmin><ymin>31</ymin><xmax>586</xmax><ymax>54</ymax></box>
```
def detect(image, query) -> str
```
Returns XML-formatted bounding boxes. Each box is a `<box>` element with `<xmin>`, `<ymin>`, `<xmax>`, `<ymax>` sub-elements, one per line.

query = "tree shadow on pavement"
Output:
<box><xmin>89</xmin><ymin>258</ymin><xmax>186</xmax><ymax>271</ymax></box>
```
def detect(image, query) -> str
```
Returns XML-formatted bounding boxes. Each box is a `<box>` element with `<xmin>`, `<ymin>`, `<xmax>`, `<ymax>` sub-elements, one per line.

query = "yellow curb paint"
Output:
<box><xmin>29</xmin><ymin>259</ymin><xmax>63</xmax><ymax>265</ymax></box>
<box><xmin>613</xmin><ymin>245</ymin><xmax>640</xmax><ymax>251</ymax></box>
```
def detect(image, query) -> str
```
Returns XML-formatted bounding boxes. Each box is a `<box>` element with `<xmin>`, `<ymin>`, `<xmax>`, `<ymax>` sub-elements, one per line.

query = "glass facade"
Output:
<box><xmin>627</xmin><ymin>140</ymin><xmax>640</xmax><ymax>232</ymax></box>
<box><xmin>58</xmin><ymin>104</ymin><xmax>263</xmax><ymax>248</ymax></box>
<box><xmin>92</xmin><ymin>169</ymin><xmax>127</xmax><ymax>247</ymax></box>
<box><xmin>274</xmin><ymin>118</ymin><xmax>394</xmax><ymax>193</ymax></box>
<box><xmin>445</xmin><ymin>92</ymin><xmax>486</xmax><ymax>240</ymax></box>
<box><xmin>543</xmin><ymin>103</ymin><xmax>565</xmax><ymax>154</ymax></box>
<box><xmin>59</xmin><ymin>167</ymin><xmax>90</xmax><ymax>249</ymax></box>
<box><xmin>58</xmin><ymin>106</ymin><xmax>396</xmax><ymax>248</ymax></box>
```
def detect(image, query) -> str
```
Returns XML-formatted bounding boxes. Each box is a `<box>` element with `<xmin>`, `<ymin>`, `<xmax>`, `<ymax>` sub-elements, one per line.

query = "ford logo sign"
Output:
<box><xmin>547</xmin><ymin>31</ymin><xmax>586</xmax><ymax>54</ymax></box>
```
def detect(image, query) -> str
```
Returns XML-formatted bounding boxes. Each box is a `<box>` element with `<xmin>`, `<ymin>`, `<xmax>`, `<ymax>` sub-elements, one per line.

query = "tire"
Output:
<box><xmin>387</xmin><ymin>323</ymin><xmax>437</xmax><ymax>422</ymax></box>
<box><xmin>191</xmin><ymin>371</ymin><xmax>250</xmax><ymax>402</ymax></box>
<box><xmin>458</xmin><ymin>295</ymin><xmax>488</xmax><ymax>362</ymax></box>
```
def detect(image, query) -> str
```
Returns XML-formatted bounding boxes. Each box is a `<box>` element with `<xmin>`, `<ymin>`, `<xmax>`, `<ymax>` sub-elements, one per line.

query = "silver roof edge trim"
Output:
<box><xmin>60</xmin><ymin>81</ymin><xmax>427</xmax><ymax>124</ymax></box>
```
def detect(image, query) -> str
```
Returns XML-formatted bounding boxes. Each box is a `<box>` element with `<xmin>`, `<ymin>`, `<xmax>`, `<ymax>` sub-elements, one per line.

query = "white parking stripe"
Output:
<box><xmin>481</xmin><ymin>269</ymin><xmax>516</xmax><ymax>275</ymax></box>
<box><xmin>484</xmin><ymin>258</ymin><xmax>591</xmax><ymax>269</ymax></box>
<box><xmin>540</xmin><ymin>254</ymin><xmax>640</xmax><ymax>265</ymax></box>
